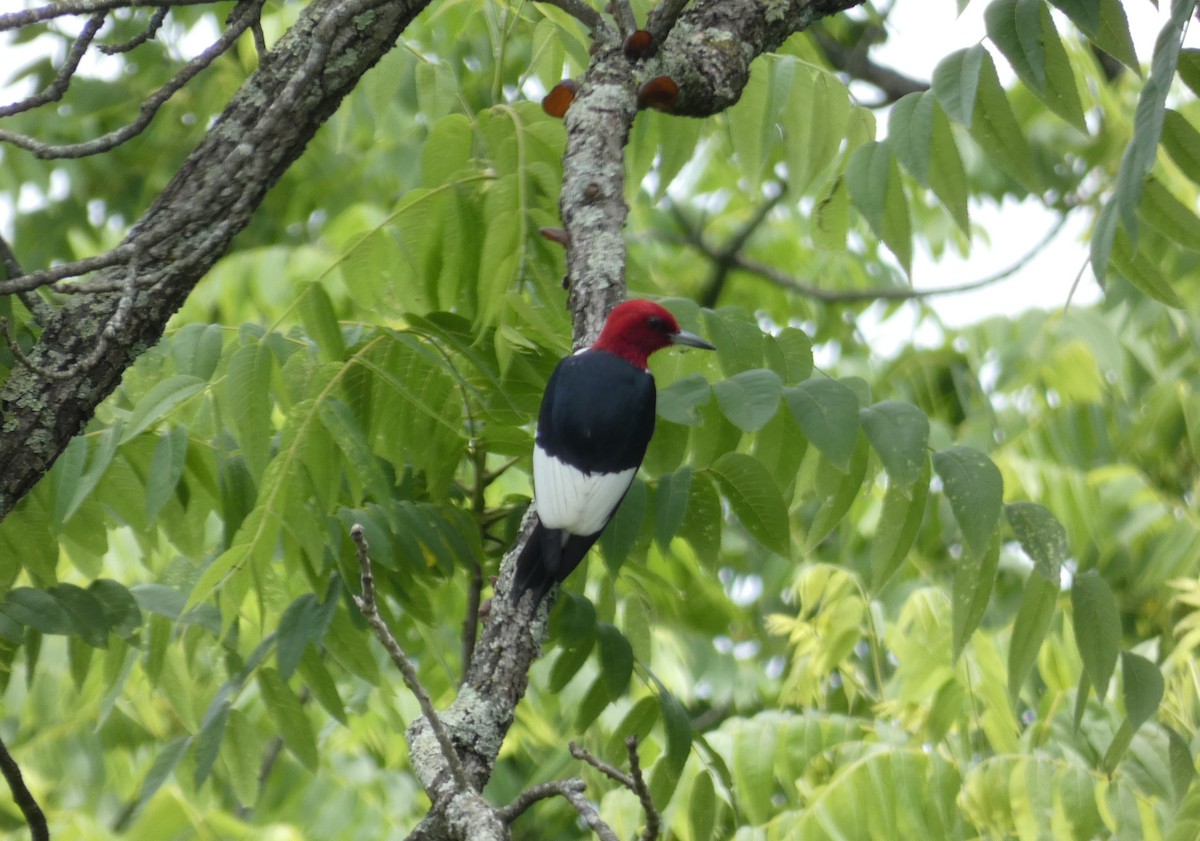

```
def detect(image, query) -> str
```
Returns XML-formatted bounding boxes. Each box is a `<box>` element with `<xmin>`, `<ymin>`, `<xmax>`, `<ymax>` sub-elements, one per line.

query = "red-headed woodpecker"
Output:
<box><xmin>510</xmin><ymin>300</ymin><xmax>716</xmax><ymax>607</ymax></box>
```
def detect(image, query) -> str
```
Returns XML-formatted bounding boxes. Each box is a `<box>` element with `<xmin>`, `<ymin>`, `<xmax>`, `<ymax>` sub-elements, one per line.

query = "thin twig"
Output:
<box><xmin>0</xmin><ymin>734</ymin><xmax>48</xmax><ymax>841</ymax></box>
<box><xmin>626</xmin><ymin>736</ymin><xmax>659</xmax><ymax>841</ymax></box>
<box><xmin>0</xmin><ymin>234</ymin><xmax>54</xmax><ymax>324</ymax></box>
<box><xmin>0</xmin><ymin>0</ymin><xmax>265</xmax><ymax>158</ymax></box>
<box><xmin>569</xmin><ymin>741</ymin><xmax>634</xmax><ymax>788</ymax></box>
<box><xmin>497</xmin><ymin>778</ymin><xmax>587</xmax><ymax>822</ymax></box>
<box><xmin>350</xmin><ymin>524</ymin><xmax>472</xmax><ymax>794</ymax></box>
<box><xmin>562</xmin><ymin>788</ymin><xmax>621</xmax><ymax>841</ymax></box>
<box><xmin>98</xmin><ymin>6</ymin><xmax>169</xmax><ymax>54</ymax></box>
<box><xmin>461</xmin><ymin>559</ymin><xmax>482</xmax><ymax>683</ymax></box>
<box><xmin>535</xmin><ymin>0</ymin><xmax>606</xmax><ymax>32</ymax></box>
<box><xmin>0</xmin><ymin>0</ymin><xmax>211</xmax><ymax>30</ymax></box>
<box><xmin>0</xmin><ymin>13</ymin><xmax>105</xmax><ymax>118</ymax></box>
<box><xmin>0</xmin><ymin>247</ymin><xmax>132</xmax><ymax>295</ymax></box>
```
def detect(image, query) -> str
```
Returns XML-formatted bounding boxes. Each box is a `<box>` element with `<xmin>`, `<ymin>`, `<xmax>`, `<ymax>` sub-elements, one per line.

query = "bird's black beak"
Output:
<box><xmin>669</xmin><ymin>329</ymin><xmax>716</xmax><ymax>350</ymax></box>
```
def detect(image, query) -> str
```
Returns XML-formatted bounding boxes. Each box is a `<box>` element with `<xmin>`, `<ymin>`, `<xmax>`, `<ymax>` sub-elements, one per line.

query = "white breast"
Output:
<box><xmin>533</xmin><ymin>445</ymin><xmax>637</xmax><ymax>535</ymax></box>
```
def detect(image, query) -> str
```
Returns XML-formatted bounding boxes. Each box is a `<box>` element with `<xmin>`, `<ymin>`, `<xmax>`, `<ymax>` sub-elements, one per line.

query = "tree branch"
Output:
<box><xmin>351</xmin><ymin>524</ymin><xmax>471</xmax><ymax>794</ymax></box>
<box><xmin>0</xmin><ymin>13</ymin><xmax>106</xmax><ymax>119</ymax></box>
<box><xmin>0</xmin><ymin>0</ymin><xmax>434</xmax><ymax>520</ymax></box>
<box><xmin>811</xmin><ymin>25</ymin><xmax>928</xmax><ymax>105</ymax></box>
<box><xmin>0</xmin><ymin>734</ymin><xmax>48</xmax><ymax>841</ymax></box>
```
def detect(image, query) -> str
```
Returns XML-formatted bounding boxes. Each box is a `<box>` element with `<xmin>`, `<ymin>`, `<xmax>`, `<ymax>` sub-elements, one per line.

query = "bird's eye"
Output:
<box><xmin>647</xmin><ymin>316</ymin><xmax>665</xmax><ymax>330</ymax></box>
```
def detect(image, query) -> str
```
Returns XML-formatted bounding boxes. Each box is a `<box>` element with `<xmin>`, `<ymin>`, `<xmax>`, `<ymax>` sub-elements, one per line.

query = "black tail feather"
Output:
<box><xmin>508</xmin><ymin>524</ymin><xmax>603</xmax><ymax>607</ymax></box>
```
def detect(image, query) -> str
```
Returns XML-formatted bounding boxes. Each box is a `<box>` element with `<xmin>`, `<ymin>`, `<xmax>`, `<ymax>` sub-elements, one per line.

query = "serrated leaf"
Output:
<box><xmin>872</xmin><ymin>457</ymin><xmax>930</xmax><ymax>590</ymax></box>
<box><xmin>276</xmin><ymin>594</ymin><xmax>321</xmax><ymax>681</ymax></box>
<box><xmin>933</xmin><ymin>445</ymin><xmax>1003</xmax><ymax>560</ymax></box>
<box><xmin>1052</xmin><ymin>0</ymin><xmax>1138</xmax><ymax>70</ymax></box>
<box><xmin>121</xmin><ymin>375</ymin><xmax>205</xmax><ymax>443</ymax></box>
<box><xmin>712</xmin><ymin>369</ymin><xmax>782</xmax><ymax>432</ymax></box>
<box><xmin>681</xmin><ymin>472</ymin><xmax>722</xmax><ymax>566</ymax></box>
<box><xmin>146</xmin><ymin>426</ymin><xmax>188</xmax><ymax>526</ymax></box>
<box><xmin>845</xmin><ymin>140</ymin><xmax>913</xmax><ymax>274</ymax></box>
<box><xmin>130</xmin><ymin>736</ymin><xmax>191</xmax><ymax>820</ymax></box>
<box><xmin>703</xmin><ymin>309</ymin><xmax>763</xmax><ymax>376</ymax></box>
<box><xmin>422</xmin><ymin>113</ymin><xmax>474</xmax><ymax>186</ymax></box>
<box><xmin>597</xmin><ymin>622</ymin><xmax>634</xmax><ymax>700</ymax></box>
<box><xmin>298</xmin><ymin>282</ymin><xmax>346</xmax><ymax>362</ymax></box>
<box><xmin>709</xmin><ymin>453</ymin><xmax>789</xmax><ymax>555</ymax></box>
<box><xmin>319</xmin><ymin>398</ymin><xmax>391</xmax><ymax>502</ymax></box>
<box><xmin>785</xmin><ymin>378</ymin><xmax>859</xmax><ymax>471</ymax></box>
<box><xmin>257</xmin><ymin>667</ymin><xmax>318</xmax><ymax>771</ymax></box>
<box><xmin>225</xmin><ymin>344</ymin><xmax>273</xmax><ymax>479</ymax></box>
<box><xmin>952</xmin><ymin>529</ymin><xmax>1001</xmax><ymax>660</ymax></box>
<box><xmin>861</xmin><ymin>400</ymin><xmax>929</xmax><ymax>486</ymax></box>
<box><xmin>194</xmin><ymin>687</ymin><xmax>232</xmax><ymax>788</ymax></box>
<box><xmin>1007</xmin><ymin>573</ymin><xmax>1059</xmax><ymax>703</ymax></box>
<box><xmin>932</xmin><ymin>47</ymin><xmax>987</xmax><ymax>126</ymax></box>
<box><xmin>784</xmin><ymin>64</ymin><xmax>852</xmax><ymax>194</ymax></box>
<box><xmin>1071</xmin><ymin>570</ymin><xmax>1120</xmax><ymax>695</ymax></box>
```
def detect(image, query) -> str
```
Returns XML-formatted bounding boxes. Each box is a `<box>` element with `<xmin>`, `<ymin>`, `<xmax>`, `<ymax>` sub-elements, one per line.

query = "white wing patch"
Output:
<box><xmin>533</xmin><ymin>444</ymin><xmax>636</xmax><ymax>535</ymax></box>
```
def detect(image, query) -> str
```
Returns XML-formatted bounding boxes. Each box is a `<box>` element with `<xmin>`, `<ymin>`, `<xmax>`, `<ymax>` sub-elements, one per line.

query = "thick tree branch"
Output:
<box><xmin>0</xmin><ymin>0</ymin><xmax>433</xmax><ymax>520</ymax></box>
<box><xmin>645</xmin><ymin>0</ymin><xmax>864</xmax><ymax>117</ymax></box>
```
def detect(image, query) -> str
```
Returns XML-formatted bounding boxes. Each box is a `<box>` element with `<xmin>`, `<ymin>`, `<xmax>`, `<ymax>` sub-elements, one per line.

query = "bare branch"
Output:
<box><xmin>535</xmin><ymin>0</ymin><xmax>607</xmax><ymax>34</ymax></box>
<box><xmin>812</xmin><ymin>25</ymin><xmax>927</xmax><ymax>106</ymax></box>
<box><xmin>0</xmin><ymin>13</ymin><xmax>106</xmax><ymax>118</ymax></box>
<box><xmin>0</xmin><ymin>0</ymin><xmax>210</xmax><ymax>30</ymax></box>
<box><xmin>0</xmin><ymin>247</ymin><xmax>133</xmax><ymax>295</ymax></box>
<box><xmin>98</xmin><ymin>6</ymin><xmax>169</xmax><ymax>55</ymax></box>
<box><xmin>497</xmin><ymin>778</ymin><xmax>587</xmax><ymax>822</ymax></box>
<box><xmin>562</xmin><ymin>788</ymin><xmax>621</xmax><ymax>841</ymax></box>
<box><xmin>350</xmin><ymin>524</ymin><xmax>473</xmax><ymax>796</ymax></box>
<box><xmin>569</xmin><ymin>741</ymin><xmax>635</xmax><ymax>788</ymax></box>
<box><xmin>0</xmin><ymin>0</ymin><xmax>265</xmax><ymax>158</ymax></box>
<box><xmin>0</xmin><ymin>734</ymin><xmax>48</xmax><ymax>841</ymax></box>
<box><xmin>461</xmin><ymin>559</ymin><xmax>483</xmax><ymax>683</ymax></box>
<box><xmin>626</xmin><ymin>737</ymin><xmax>659</xmax><ymax>841</ymax></box>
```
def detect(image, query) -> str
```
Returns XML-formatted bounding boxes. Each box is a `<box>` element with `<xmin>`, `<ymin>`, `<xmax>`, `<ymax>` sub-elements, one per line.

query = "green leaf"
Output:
<box><xmin>600</xmin><ymin>478</ymin><xmax>646</xmax><ymax>576</ymax></box>
<box><xmin>172</xmin><ymin>323</ymin><xmax>224</xmax><ymax>380</ymax></box>
<box><xmin>986</xmin><ymin>0</ymin><xmax>1086</xmax><ymax>131</ymax></box>
<box><xmin>549</xmin><ymin>638</ymin><xmax>594</xmax><ymax>693</ymax></box>
<box><xmin>785</xmin><ymin>378</ymin><xmax>860</xmax><ymax>471</ymax></box>
<box><xmin>688</xmin><ymin>770</ymin><xmax>717</xmax><ymax>841</ymax></box>
<box><xmin>871</xmin><ymin>457</ymin><xmax>930</xmax><ymax>590</ymax></box>
<box><xmin>658</xmin><ymin>684</ymin><xmax>692</xmax><ymax>778</ymax></box>
<box><xmin>1090</xmin><ymin>198</ymin><xmax>1120</xmax><ymax>284</ymax></box>
<box><xmin>320</xmin><ymin>398</ymin><xmax>392</xmax><ymax>502</ymax></box>
<box><xmin>1005</xmin><ymin>502</ymin><xmax>1068</xmax><ymax>581</ymax></box>
<box><xmin>89</xmin><ymin>579</ymin><xmax>142</xmax><ymax>641</ymax></box>
<box><xmin>765</xmin><ymin>327</ymin><xmax>813</xmax><ymax>386</ymax></box>
<box><xmin>654</xmin><ymin>466</ymin><xmax>692</xmax><ymax>550</ymax></box>
<box><xmin>194</xmin><ymin>687</ymin><xmax>232</xmax><ymax>788</ymax></box>
<box><xmin>933</xmin><ymin>445</ymin><xmax>1003</xmax><ymax>560</ymax></box>
<box><xmin>1162</xmin><ymin>110</ymin><xmax>1200</xmax><ymax>187</ymax></box>
<box><xmin>732</xmin><ymin>715</ymin><xmax>776</xmax><ymax>824</ymax></box>
<box><xmin>550</xmin><ymin>591</ymin><xmax>597</xmax><ymax>647</ymax></box>
<box><xmin>709</xmin><ymin>453</ymin><xmax>789</xmax><ymax>555</ymax></box>
<box><xmin>297</xmin><ymin>647</ymin><xmax>347</xmax><ymax>725</ymax></box>
<box><xmin>146</xmin><ymin>426</ymin><xmax>188</xmax><ymax>526</ymax></box>
<box><xmin>1113</xmin><ymin>0</ymin><xmax>1192</xmax><ymax>241</ymax></box>
<box><xmin>276</xmin><ymin>594</ymin><xmax>321</xmax><ymax>681</ymax></box>
<box><xmin>861</xmin><ymin>400</ymin><xmax>929</xmax><ymax>486</ymax></box>
<box><xmin>257</xmin><ymin>666</ymin><xmax>319</xmax><ymax>771</ymax></box>
<box><xmin>656</xmin><ymin>374</ymin><xmax>712</xmax><ymax>426</ymax></box>
<box><xmin>1181</xmin><ymin>48</ymin><xmax>1200</xmax><ymax>97</ymax></box>
<box><xmin>727</xmin><ymin>62</ymin><xmax>772</xmax><ymax>187</ymax></box>
<box><xmin>1140</xmin><ymin>178</ymin><xmax>1200</xmax><ymax>249</ymax></box>
<box><xmin>1051</xmin><ymin>0</ymin><xmax>1138</xmax><ymax>70</ymax></box>
<box><xmin>121</xmin><ymin>375</ymin><xmax>206</xmax><ymax>443</ymax></box>
<box><xmin>606</xmin><ymin>696</ymin><xmax>660</xmax><ymax>760</ymax></box>
<box><xmin>845</xmin><ymin>140</ymin><xmax>913</xmax><ymax>275</ymax></box>
<box><xmin>807</xmin><ymin>438</ymin><xmax>869</xmax><ymax>549</ymax></box>
<box><xmin>712</xmin><ymin>369</ymin><xmax>782</xmax><ymax>432</ymax></box>
<box><xmin>1071</xmin><ymin>571</ymin><xmax>1120</xmax><ymax>695</ymax></box>
<box><xmin>703</xmin><ymin>309</ymin><xmax>764</xmax><ymax>376</ymax></box>
<box><xmin>932</xmin><ymin>47</ymin><xmax>987</xmax><ymax>126</ymax></box>
<box><xmin>952</xmin><ymin>529</ymin><xmax>1001</xmax><ymax>660</ymax></box>
<box><xmin>1110</xmin><ymin>227</ymin><xmax>1186</xmax><ymax>309</ymax></box>
<box><xmin>0</xmin><ymin>588</ymin><xmax>73</xmax><ymax>635</ymax></box>
<box><xmin>889</xmin><ymin>92</ymin><xmax>970</xmax><ymax>234</ymax></box>
<box><xmin>784</xmin><ymin>63</ymin><xmax>852</xmax><ymax>194</ymax></box>
<box><xmin>574</xmin><ymin>676</ymin><xmax>612</xmax><ymax>732</ymax></box>
<box><xmin>130</xmin><ymin>736</ymin><xmax>191</xmax><ymax>821</ymax></box>
<box><xmin>49</xmin><ymin>583</ymin><xmax>109</xmax><ymax>648</ymax></box>
<box><xmin>596</xmin><ymin>622</ymin><xmax>634</xmax><ymax>700</ymax></box>
<box><xmin>1121</xmin><ymin>651</ymin><xmax>1163</xmax><ymax>733</ymax></box>
<box><xmin>56</xmin><ymin>423</ymin><xmax>123</xmax><ymax>525</ymax></box>
<box><xmin>225</xmin><ymin>343</ymin><xmax>273</xmax><ymax>479</ymax></box>
<box><xmin>298</xmin><ymin>282</ymin><xmax>346</xmax><ymax>362</ymax></box>
<box><xmin>1167</xmin><ymin>726</ymin><xmax>1195</xmax><ymax>803</ymax></box>
<box><xmin>1007</xmin><ymin>573</ymin><xmax>1058</xmax><ymax>703</ymax></box>
<box><xmin>422</xmin><ymin>113</ymin><xmax>474</xmax><ymax>186</ymax></box>
<box><xmin>681</xmin><ymin>472</ymin><xmax>722</xmax><ymax>566</ymax></box>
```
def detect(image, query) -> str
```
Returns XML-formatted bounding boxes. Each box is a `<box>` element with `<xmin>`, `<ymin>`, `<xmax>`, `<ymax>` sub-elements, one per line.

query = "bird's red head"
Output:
<box><xmin>592</xmin><ymin>300</ymin><xmax>715</xmax><ymax>369</ymax></box>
